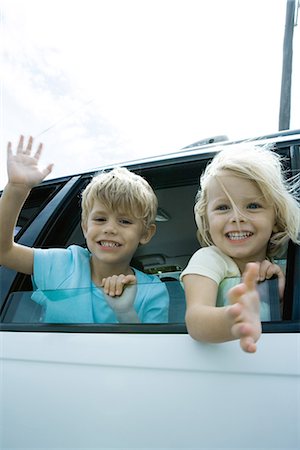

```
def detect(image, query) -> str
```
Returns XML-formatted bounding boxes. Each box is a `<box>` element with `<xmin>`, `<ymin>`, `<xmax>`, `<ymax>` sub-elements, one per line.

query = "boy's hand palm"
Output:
<box><xmin>7</xmin><ymin>136</ymin><xmax>53</xmax><ymax>188</ymax></box>
<box><xmin>104</xmin><ymin>285</ymin><xmax>137</xmax><ymax>313</ymax></box>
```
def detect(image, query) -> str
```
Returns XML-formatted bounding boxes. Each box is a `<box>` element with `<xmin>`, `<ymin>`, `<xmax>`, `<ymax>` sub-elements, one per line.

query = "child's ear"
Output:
<box><xmin>272</xmin><ymin>222</ymin><xmax>279</xmax><ymax>233</ymax></box>
<box><xmin>140</xmin><ymin>223</ymin><xmax>156</xmax><ymax>245</ymax></box>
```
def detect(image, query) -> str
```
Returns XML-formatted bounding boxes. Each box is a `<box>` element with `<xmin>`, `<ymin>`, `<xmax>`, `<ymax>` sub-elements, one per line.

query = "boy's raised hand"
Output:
<box><xmin>7</xmin><ymin>135</ymin><xmax>53</xmax><ymax>188</ymax></box>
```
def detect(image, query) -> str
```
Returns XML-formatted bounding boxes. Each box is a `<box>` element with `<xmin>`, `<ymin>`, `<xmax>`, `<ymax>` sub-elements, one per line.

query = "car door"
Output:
<box><xmin>1</xmin><ymin>138</ymin><xmax>299</xmax><ymax>450</ymax></box>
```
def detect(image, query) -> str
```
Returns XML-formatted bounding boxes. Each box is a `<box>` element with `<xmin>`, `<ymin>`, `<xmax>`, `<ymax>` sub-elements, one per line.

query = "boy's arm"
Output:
<box><xmin>0</xmin><ymin>136</ymin><xmax>53</xmax><ymax>274</ymax></box>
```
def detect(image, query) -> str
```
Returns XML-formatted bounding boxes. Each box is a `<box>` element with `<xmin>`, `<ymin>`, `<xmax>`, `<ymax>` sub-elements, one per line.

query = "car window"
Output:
<box><xmin>0</xmin><ymin>143</ymin><xmax>299</xmax><ymax>333</ymax></box>
<box><xmin>1</xmin><ymin>277</ymin><xmax>282</xmax><ymax>325</ymax></box>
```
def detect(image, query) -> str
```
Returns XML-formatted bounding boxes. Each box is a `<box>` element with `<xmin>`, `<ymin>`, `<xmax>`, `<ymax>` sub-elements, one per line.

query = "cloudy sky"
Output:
<box><xmin>1</xmin><ymin>0</ymin><xmax>299</xmax><ymax>189</ymax></box>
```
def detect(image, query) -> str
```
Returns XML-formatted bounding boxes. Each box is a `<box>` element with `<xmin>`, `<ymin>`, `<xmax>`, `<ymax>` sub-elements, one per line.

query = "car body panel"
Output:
<box><xmin>1</xmin><ymin>331</ymin><xmax>300</xmax><ymax>449</ymax></box>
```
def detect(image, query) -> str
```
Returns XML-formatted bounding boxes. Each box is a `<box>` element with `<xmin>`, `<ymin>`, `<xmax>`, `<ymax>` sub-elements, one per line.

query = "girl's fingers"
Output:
<box><xmin>243</xmin><ymin>262</ymin><xmax>259</xmax><ymax>291</ymax></box>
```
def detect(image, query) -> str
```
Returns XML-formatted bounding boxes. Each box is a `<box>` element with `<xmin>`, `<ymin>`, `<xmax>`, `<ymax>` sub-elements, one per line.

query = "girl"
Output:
<box><xmin>181</xmin><ymin>144</ymin><xmax>300</xmax><ymax>353</ymax></box>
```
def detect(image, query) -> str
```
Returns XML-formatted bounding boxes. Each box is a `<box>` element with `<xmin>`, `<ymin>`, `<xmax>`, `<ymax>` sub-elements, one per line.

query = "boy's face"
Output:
<box><xmin>206</xmin><ymin>171</ymin><xmax>277</xmax><ymax>271</ymax></box>
<box><xmin>81</xmin><ymin>199</ymin><xmax>155</xmax><ymax>271</ymax></box>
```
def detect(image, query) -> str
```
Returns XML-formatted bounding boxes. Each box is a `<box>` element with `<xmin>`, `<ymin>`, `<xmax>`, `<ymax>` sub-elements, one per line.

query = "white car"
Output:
<box><xmin>1</xmin><ymin>131</ymin><xmax>299</xmax><ymax>450</ymax></box>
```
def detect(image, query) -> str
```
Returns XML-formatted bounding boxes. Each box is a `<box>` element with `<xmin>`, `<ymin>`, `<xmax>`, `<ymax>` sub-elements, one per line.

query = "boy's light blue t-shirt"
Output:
<box><xmin>31</xmin><ymin>245</ymin><xmax>169</xmax><ymax>323</ymax></box>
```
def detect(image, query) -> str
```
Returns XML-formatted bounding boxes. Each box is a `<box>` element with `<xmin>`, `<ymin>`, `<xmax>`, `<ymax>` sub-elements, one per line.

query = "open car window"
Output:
<box><xmin>0</xmin><ymin>141</ymin><xmax>299</xmax><ymax>333</ymax></box>
<box><xmin>1</xmin><ymin>277</ymin><xmax>282</xmax><ymax>326</ymax></box>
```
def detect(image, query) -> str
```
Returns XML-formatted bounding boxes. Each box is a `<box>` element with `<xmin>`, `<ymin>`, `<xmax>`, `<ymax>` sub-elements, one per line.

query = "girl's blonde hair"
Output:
<box><xmin>81</xmin><ymin>167</ymin><xmax>157</xmax><ymax>230</ymax></box>
<box><xmin>195</xmin><ymin>144</ymin><xmax>300</xmax><ymax>257</ymax></box>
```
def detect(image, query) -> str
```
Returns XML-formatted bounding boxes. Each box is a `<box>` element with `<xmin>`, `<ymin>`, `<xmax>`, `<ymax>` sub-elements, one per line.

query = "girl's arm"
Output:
<box><xmin>0</xmin><ymin>136</ymin><xmax>53</xmax><ymax>274</ymax></box>
<box><xmin>184</xmin><ymin>274</ymin><xmax>235</xmax><ymax>343</ymax></box>
<box><xmin>183</xmin><ymin>263</ymin><xmax>261</xmax><ymax>352</ymax></box>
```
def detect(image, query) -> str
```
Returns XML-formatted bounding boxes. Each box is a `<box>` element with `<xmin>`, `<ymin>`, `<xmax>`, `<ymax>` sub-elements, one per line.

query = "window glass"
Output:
<box><xmin>1</xmin><ymin>280</ymin><xmax>182</xmax><ymax>324</ymax></box>
<box><xmin>2</xmin><ymin>277</ymin><xmax>283</xmax><ymax>325</ymax></box>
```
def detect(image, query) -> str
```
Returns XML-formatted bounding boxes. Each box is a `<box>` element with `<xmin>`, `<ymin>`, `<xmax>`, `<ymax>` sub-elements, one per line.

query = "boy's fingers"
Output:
<box><xmin>108</xmin><ymin>278</ymin><xmax>117</xmax><ymax>296</ymax></box>
<box><xmin>7</xmin><ymin>142</ymin><xmax>12</xmax><ymax>156</ymax></box>
<box><xmin>115</xmin><ymin>280</ymin><xmax>125</xmax><ymax>295</ymax></box>
<box><xmin>34</xmin><ymin>143</ymin><xmax>43</xmax><ymax>160</ymax></box>
<box><xmin>122</xmin><ymin>274</ymin><xmax>136</xmax><ymax>285</ymax></box>
<box><xmin>16</xmin><ymin>135</ymin><xmax>24</xmax><ymax>153</ymax></box>
<box><xmin>42</xmin><ymin>164</ymin><xmax>54</xmax><ymax>178</ymax></box>
<box><xmin>25</xmin><ymin>136</ymin><xmax>33</xmax><ymax>154</ymax></box>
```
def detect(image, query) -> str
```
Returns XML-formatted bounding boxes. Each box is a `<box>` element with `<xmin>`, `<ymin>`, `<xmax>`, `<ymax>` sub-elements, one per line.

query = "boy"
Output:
<box><xmin>0</xmin><ymin>136</ymin><xmax>169</xmax><ymax>323</ymax></box>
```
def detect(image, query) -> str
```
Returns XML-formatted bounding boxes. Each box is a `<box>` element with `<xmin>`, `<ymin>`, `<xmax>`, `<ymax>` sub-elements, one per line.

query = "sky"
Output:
<box><xmin>0</xmin><ymin>0</ymin><xmax>299</xmax><ymax>189</ymax></box>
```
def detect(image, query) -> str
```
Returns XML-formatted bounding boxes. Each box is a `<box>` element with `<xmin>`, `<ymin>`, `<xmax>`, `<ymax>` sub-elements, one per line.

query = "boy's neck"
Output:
<box><xmin>90</xmin><ymin>258</ymin><xmax>134</xmax><ymax>286</ymax></box>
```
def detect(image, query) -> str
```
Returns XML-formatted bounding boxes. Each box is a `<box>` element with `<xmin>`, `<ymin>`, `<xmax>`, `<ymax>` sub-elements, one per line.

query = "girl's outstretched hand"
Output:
<box><xmin>7</xmin><ymin>135</ymin><xmax>53</xmax><ymax>188</ymax></box>
<box><xmin>227</xmin><ymin>262</ymin><xmax>262</xmax><ymax>353</ymax></box>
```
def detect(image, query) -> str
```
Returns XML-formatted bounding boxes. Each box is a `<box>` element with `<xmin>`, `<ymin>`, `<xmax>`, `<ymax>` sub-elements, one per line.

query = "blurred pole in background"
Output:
<box><xmin>279</xmin><ymin>0</ymin><xmax>298</xmax><ymax>130</ymax></box>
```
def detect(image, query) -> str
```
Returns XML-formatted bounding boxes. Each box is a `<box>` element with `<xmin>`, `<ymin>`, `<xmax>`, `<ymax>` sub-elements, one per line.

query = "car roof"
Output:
<box><xmin>65</xmin><ymin>128</ymin><xmax>300</xmax><ymax>176</ymax></box>
<box><xmin>2</xmin><ymin>129</ymin><xmax>299</xmax><ymax>189</ymax></box>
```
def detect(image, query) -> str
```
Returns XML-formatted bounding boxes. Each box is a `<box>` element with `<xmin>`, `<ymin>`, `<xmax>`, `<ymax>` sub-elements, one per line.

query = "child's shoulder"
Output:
<box><xmin>181</xmin><ymin>245</ymin><xmax>240</xmax><ymax>283</ymax></box>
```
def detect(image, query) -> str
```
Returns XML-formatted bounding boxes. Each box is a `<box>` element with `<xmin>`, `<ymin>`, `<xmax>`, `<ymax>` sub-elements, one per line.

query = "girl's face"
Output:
<box><xmin>206</xmin><ymin>171</ymin><xmax>277</xmax><ymax>272</ymax></box>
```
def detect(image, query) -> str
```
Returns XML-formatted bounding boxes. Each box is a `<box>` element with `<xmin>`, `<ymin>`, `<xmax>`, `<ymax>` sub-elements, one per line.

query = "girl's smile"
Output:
<box><xmin>225</xmin><ymin>231</ymin><xmax>253</xmax><ymax>242</ymax></box>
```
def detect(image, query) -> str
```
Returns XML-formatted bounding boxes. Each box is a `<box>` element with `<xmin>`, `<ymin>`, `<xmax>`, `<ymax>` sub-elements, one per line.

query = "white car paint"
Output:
<box><xmin>1</xmin><ymin>331</ymin><xmax>299</xmax><ymax>449</ymax></box>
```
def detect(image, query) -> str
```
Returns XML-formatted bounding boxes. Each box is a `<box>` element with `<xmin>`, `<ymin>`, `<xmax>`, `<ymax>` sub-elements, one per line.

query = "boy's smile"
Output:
<box><xmin>206</xmin><ymin>171</ymin><xmax>277</xmax><ymax>272</ymax></box>
<box><xmin>99</xmin><ymin>240</ymin><xmax>121</xmax><ymax>249</ymax></box>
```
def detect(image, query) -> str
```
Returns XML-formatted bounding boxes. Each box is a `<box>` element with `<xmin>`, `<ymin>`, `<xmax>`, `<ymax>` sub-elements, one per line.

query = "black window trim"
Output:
<box><xmin>0</xmin><ymin>176</ymin><xmax>82</xmax><ymax>314</ymax></box>
<box><xmin>1</xmin><ymin>320</ymin><xmax>299</xmax><ymax>334</ymax></box>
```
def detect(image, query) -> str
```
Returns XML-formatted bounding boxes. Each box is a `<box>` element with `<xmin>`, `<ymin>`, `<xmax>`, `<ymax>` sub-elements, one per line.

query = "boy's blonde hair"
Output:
<box><xmin>81</xmin><ymin>167</ymin><xmax>157</xmax><ymax>230</ymax></box>
<box><xmin>195</xmin><ymin>144</ymin><xmax>300</xmax><ymax>257</ymax></box>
